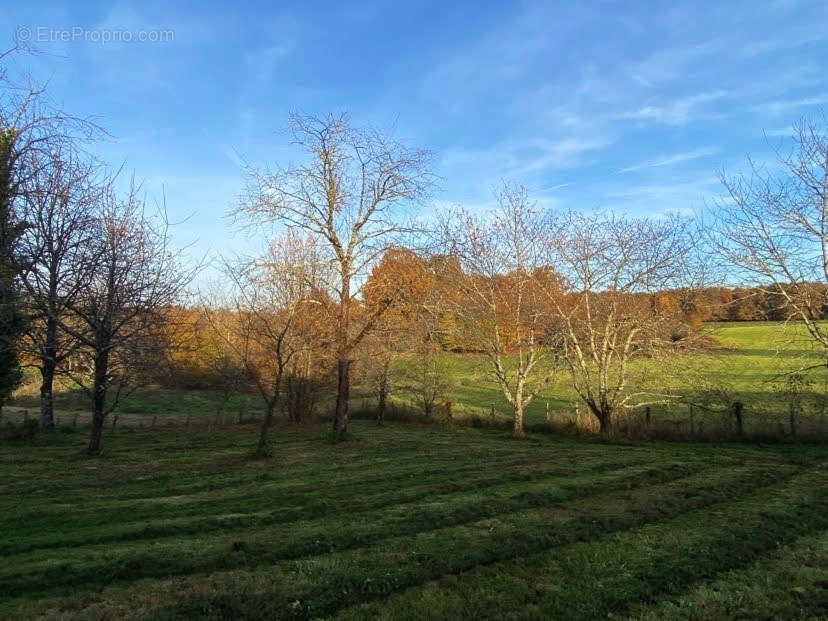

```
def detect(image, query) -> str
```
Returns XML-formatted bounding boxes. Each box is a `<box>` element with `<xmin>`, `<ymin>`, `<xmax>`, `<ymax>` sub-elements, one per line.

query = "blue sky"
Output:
<box><xmin>5</xmin><ymin>0</ymin><xmax>828</xmax><ymax>272</ymax></box>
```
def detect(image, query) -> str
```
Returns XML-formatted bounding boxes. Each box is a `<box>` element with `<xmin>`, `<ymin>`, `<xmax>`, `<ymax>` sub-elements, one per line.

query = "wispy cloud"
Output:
<box><xmin>443</xmin><ymin>135</ymin><xmax>609</xmax><ymax>180</ymax></box>
<box><xmin>617</xmin><ymin>91</ymin><xmax>730</xmax><ymax>125</ymax></box>
<box><xmin>617</xmin><ymin>147</ymin><xmax>719</xmax><ymax>174</ymax></box>
<box><xmin>752</xmin><ymin>94</ymin><xmax>828</xmax><ymax>115</ymax></box>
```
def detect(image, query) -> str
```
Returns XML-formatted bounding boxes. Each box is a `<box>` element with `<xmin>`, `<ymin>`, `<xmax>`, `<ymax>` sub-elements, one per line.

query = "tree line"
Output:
<box><xmin>3</xmin><ymin>44</ymin><xmax>828</xmax><ymax>455</ymax></box>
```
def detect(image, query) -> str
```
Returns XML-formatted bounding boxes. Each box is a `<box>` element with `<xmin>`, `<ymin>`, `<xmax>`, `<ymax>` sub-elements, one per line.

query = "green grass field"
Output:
<box><xmin>1</xmin><ymin>423</ymin><xmax>827</xmax><ymax>619</ymax></box>
<box><xmin>8</xmin><ymin>322</ymin><xmax>828</xmax><ymax>436</ymax></box>
<box><xmin>385</xmin><ymin>321</ymin><xmax>828</xmax><ymax>434</ymax></box>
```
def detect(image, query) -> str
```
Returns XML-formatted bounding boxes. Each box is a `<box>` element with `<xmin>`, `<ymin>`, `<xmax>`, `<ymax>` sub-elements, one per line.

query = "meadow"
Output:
<box><xmin>1</xmin><ymin>423</ymin><xmax>827</xmax><ymax>620</ymax></box>
<box><xmin>10</xmin><ymin>321</ymin><xmax>822</xmax><ymax>437</ymax></box>
<box><xmin>1</xmin><ymin>322</ymin><xmax>828</xmax><ymax>619</ymax></box>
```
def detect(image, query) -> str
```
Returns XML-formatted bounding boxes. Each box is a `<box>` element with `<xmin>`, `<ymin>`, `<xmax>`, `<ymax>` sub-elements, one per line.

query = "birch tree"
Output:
<box><xmin>546</xmin><ymin>210</ymin><xmax>694</xmax><ymax>434</ymax></box>
<box><xmin>436</xmin><ymin>183</ymin><xmax>559</xmax><ymax>437</ymax></box>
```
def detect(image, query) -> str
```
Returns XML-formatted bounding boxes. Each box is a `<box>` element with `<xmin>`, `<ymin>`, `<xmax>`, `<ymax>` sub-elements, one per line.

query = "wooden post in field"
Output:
<box><xmin>789</xmin><ymin>402</ymin><xmax>797</xmax><ymax>437</ymax></box>
<box><xmin>689</xmin><ymin>405</ymin><xmax>695</xmax><ymax>435</ymax></box>
<box><xmin>645</xmin><ymin>407</ymin><xmax>651</xmax><ymax>428</ymax></box>
<box><xmin>732</xmin><ymin>401</ymin><xmax>743</xmax><ymax>435</ymax></box>
<box><xmin>152</xmin><ymin>415</ymin><xmax>157</xmax><ymax>429</ymax></box>
<box><xmin>72</xmin><ymin>414</ymin><xmax>78</xmax><ymax>428</ymax></box>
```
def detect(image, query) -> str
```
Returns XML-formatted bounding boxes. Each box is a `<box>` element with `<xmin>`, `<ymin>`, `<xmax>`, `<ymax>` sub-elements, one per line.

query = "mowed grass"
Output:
<box><xmin>1</xmin><ymin>422</ymin><xmax>827</xmax><ymax>619</ymax></box>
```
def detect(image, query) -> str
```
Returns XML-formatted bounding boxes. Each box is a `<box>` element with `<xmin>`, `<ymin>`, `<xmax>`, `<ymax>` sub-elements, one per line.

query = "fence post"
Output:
<box><xmin>789</xmin><ymin>403</ymin><xmax>797</xmax><ymax>437</ymax></box>
<box><xmin>732</xmin><ymin>401</ymin><xmax>743</xmax><ymax>435</ymax></box>
<box><xmin>645</xmin><ymin>407</ymin><xmax>651</xmax><ymax>428</ymax></box>
<box><xmin>72</xmin><ymin>414</ymin><xmax>78</xmax><ymax>428</ymax></box>
<box><xmin>152</xmin><ymin>415</ymin><xmax>157</xmax><ymax>429</ymax></box>
<box><xmin>689</xmin><ymin>405</ymin><xmax>695</xmax><ymax>435</ymax></box>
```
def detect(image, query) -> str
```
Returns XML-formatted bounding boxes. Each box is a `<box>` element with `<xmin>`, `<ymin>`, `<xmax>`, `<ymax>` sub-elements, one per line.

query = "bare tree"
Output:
<box><xmin>233</xmin><ymin>112</ymin><xmax>434</xmax><ymax>435</ymax></box>
<box><xmin>62</xmin><ymin>182</ymin><xmax>195</xmax><ymax>455</ymax></box>
<box><xmin>211</xmin><ymin>232</ymin><xmax>328</xmax><ymax>456</ymax></box>
<box><xmin>436</xmin><ymin>184</ymin><xmax>559</xmax><ymax>437</ymax></box>
<box><xmin>403</xmin><ymin>350</ymin><xmax>454</xmax><ymax>419</ymax></box>
<box><xmin>0</xmin><ymin>43</ymin><xmax>103</xmax><ymax>415</ymax></box>
<box><xmin>712</xmin><ymin>114</ymin><xmax>828</xmax><ymax>369</ymax></box>
<box><xmin>0</xmin><ymin>43</ymin><xmax>102</xmax><ymax>199</ymax></box>
<box><xmin>546</xmin><ymin>210</ymin><xmax>695</xmax><ymax>434</ymax></box>
<box><xmin>18</xmin><ymin>149</ymin><xmax>101</xmax><ymax>429</ymax></box>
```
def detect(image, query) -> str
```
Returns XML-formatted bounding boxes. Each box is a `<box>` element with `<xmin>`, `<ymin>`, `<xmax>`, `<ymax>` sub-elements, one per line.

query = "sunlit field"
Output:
<box><xmin>1</xmin><ymin>423</ymin><xmax>827</xmax><ymax>620</ymax></box>
<box><xmin>5</xmin><ymin>4</ymin><xmax>828</xmax><ymax>619</ymax></box>
<box><xmin>2</xmin><ymin>322</ymin><xmax>828</xmax><ymax>619</ymax></box>
<box><xmin>10</xmin><ymin>321</ymin><xmax>822</xmax><ymax>436</ymax></box>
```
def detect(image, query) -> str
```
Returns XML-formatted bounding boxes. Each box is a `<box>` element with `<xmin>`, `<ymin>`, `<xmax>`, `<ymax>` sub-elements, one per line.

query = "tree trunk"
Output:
<box><xmin>376</xmin><ymin>356</ymin><xmax>389</xmax><ymax>426</ymax></box>
<box><xmin>256</xmin><ymin>400</ymin><xmax>276</xmax><ymax>456</ymax></box>
<box><xmin>86</xmin><ymin>352</ymin><xmax>108</xmax><ymax>455</ymax></box>
<box><xmin>39</xmin><ymin>365</ymin><xmax>55</xmax><ymax>430</ymax></box>
<box><xmin>39</xmin><ymin>315</ymin><xmax>60</xmax><ymax>429</ymax></box>
<box><xmin>88</xmin><ymin>410</ymin><xmax>105</xmax><ymax>455</ymax></box>
<box><xmin>377</xmin><ymin>383</ymin><xmax>387</xmax><ymax>426</ymax></box>
<box><xmin>512</xmin><ymin>404</ymin><xmax>525</xmax><ymax>438</ymax></box>
<box><xmin>332</xmin><ymin>359</ymin><xmax>350</xmax><ymax>434</ymax></box>
<box><xmin>598</xmin><ymin>411</ymin><xmax>612</xmax><ymax>435</ymax></box>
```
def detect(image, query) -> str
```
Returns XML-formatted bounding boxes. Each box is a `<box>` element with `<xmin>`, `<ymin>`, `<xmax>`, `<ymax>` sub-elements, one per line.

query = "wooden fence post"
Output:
<box><xmin>645</xmin><ymin>407</ymin><xmax>651</xmax><ymax>428</ymax></box>
<box><xmin>732</xmin><ymin>401</ymin><xmax>743</xmax><ymax>435</ymax></box>
<box><xmin>789</xmin><ymin>403</ymin><xmax>797</xmax><ymax>437</ymax></box>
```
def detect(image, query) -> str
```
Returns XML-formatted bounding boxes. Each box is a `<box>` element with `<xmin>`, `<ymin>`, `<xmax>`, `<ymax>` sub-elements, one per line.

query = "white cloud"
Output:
<box><xmin>617</xmin><ymin>147</ymin><xmax>719</xmax><ymax>174</ymax></box>
<box><xmin>617</xmin><ymin>91</ymin><xmax>730</xmax><ymax>125</ymax></box>
<box><xmin>752</xmin><ymin>94</ymin><xmax>828</xmax><ymax>115</ymax></box>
